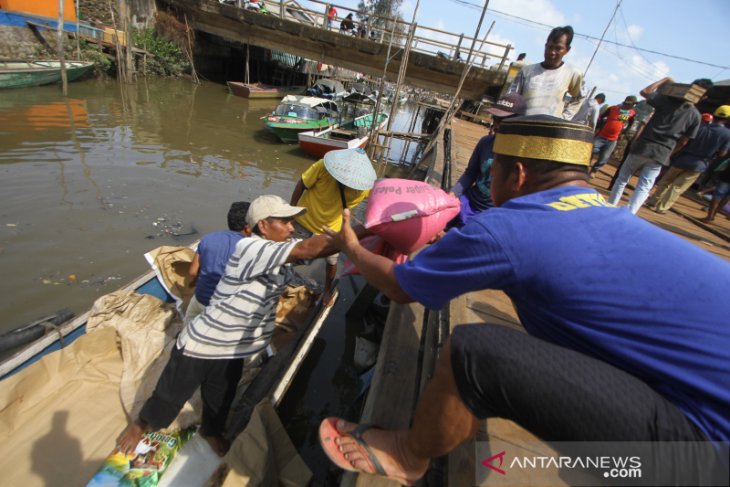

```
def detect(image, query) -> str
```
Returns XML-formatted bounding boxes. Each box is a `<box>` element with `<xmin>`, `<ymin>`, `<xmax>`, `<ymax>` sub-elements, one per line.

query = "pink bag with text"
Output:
<box><xmin>365</xmin><ymin>179</ymin><xmax>460</xmax><ymax>253</ymax></box>
<box><xmin>342</xmin><ymin>235</ymin><xmax>409</xmax><ymax>276</ymax></box>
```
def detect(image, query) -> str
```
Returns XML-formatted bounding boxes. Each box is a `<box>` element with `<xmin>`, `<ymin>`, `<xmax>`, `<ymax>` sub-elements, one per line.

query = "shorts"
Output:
<box><xmin>449</xmin><ymin>324</ymin><xmax>726</xmax><ymax>484</ymax></box>
<box><xmin>293</xmin><ymin>221</ymin><xmax>339</xmax><ymax>265</ymax></box>
<box><xmin>713</xmin><ymin>180</ymin><xmax>730</xmax><ymax>200</ymax></box>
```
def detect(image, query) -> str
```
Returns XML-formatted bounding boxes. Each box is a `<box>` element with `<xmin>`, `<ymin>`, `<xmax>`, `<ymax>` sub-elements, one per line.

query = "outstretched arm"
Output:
<box><xmin>640</xmin><ymin>77</ymin><xmax>672</xmax><ymax>99</ymax></box>
<box><xmin>290</xmin><ymin>178</ymin><xmax>306</xmax><ymax>206</ymax></box>
<box><xmin>324</xmin><ymin>209</ymin><xmax>414</xmax><ymax>304</ymax></box>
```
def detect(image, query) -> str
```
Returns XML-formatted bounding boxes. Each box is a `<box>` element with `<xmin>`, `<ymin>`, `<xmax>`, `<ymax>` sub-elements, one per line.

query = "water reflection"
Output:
<box><xmin>0</xmin><ymin>78</ymin><xmax>425</xmax><ymax>332</ymax></box>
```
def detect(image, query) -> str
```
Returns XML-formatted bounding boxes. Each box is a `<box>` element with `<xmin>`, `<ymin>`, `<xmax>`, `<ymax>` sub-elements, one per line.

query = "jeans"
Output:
<box><xmin>608</xmin><ymin>153</ymin><xmax>663</xmax><ymax>214</ymax></box>
<box><xmin>591</xmin><ymin>136</ymin><xmax>617</xmax><ymax>173</ymax></box>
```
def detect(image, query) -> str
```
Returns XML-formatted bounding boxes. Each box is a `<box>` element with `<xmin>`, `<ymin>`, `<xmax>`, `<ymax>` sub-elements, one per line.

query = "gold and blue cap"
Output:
<box><xmin>493</xmin><ymin>115</ymin><xmax>594</xmax><ymax>166</ymax></box>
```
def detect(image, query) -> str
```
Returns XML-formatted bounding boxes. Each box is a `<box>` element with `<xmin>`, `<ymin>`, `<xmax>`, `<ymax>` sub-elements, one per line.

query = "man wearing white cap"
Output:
<box><xmin>290</xmin><ymin>148</ymin><xmax>377</xmax><ymax>306</ymax></box>
<box><xmin>118</xmin><ymin>195</ymin><xmax>351</xmax><ymax>457</ymax></box>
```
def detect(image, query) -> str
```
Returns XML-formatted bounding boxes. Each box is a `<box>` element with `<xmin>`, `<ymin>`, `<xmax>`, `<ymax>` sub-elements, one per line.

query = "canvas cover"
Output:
<box><xmin>0</xmin><ymin>246</ymin><xmax>316</xmax><ymax>487</ymax></box>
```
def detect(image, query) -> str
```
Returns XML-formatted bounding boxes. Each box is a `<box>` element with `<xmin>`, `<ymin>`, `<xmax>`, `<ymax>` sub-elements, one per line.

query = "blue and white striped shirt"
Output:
<box><xmin>177</xmin><ymin>235</ymin><xmax>298</xmax><ymax>359</ymax></box>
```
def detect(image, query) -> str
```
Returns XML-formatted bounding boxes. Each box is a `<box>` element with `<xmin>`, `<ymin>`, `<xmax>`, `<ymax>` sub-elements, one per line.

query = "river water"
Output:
<box><xmin>0</xmin><ymin>78</ymin><xmax>420</xmax><ymax>333</ymax></box>
<box><xmin>1</xmin><ymin>77</ymin><xmax>423</xmax><ymax>483</ymax></box>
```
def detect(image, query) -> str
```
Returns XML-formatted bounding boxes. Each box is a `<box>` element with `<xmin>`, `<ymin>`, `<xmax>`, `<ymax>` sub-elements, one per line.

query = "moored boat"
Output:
<box><xmin>298</xmin><ymin>111</ymin><xmax>389</xmax><ymax>159</ymax></box>
<box><xmin>0</xmin><ymin>60</ymin><xmax>94</xmax><ymax>89</ymax></box>
<box><xmin>226</xmin><ymin>81</ymin><xmax>306</xmax><ymax>99</ymax></box>
<box><xmin>305</xmin><ymin>79</ymin><xmax>347</xmax><ymax>101</ymax></box>
<box><xmin>263</xmin><ymin>95</ymin><xmax>340</xmax><ymax>143</ymax></box>
<box><xmin>0</xmin><ymin>245</ymin><xmax>336</xmax><ymax>485</ymax></box>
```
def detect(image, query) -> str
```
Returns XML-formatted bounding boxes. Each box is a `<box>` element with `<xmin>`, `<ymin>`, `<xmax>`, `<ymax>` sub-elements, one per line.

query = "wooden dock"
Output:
<box><xmin>345</xmin><ymin>118</ymin><xmax>730</xmax><ymax>486</ymax></box>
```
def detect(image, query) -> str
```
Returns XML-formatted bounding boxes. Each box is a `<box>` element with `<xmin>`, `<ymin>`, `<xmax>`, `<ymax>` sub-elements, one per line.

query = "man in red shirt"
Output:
<box><xmin>590</xmin><ymin>95</ymin><xmax>637</xmax><ymax>176</ymax></box>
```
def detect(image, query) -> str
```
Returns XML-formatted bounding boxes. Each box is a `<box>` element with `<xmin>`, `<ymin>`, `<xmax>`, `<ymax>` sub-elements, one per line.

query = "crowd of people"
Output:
<box><xmin>114</xmin><ymin>22</ymin><xmax>728</xmax><ymax>487</ymax></box>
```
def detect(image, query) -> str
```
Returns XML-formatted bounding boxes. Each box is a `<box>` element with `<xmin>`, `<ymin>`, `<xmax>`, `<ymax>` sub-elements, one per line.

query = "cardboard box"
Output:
<box><xmin>659</xmin><ymin>82</ymin><xmax>707</xmax><ymax>104</ymax></box>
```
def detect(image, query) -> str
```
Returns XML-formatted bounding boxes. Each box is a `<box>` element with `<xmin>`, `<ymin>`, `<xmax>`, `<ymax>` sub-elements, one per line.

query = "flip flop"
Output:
<box><xmin>318</xmin><ymin>417</ymin><xmax>414</xmax><ymax>486</ymax></box>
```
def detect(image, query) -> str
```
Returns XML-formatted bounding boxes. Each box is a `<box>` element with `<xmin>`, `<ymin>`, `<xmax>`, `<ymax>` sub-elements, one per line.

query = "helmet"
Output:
<box><xmin>713</xmin><ymin>105</ymin><xmax>730</xmax><ymax>119</ymax></box>
<box><xmin>701</xmin><ymin>113</ymin><xmax>714</xmax><ymax>123</ymax></box>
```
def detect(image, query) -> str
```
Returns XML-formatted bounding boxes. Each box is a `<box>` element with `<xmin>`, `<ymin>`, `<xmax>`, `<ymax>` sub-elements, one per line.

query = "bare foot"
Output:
<box><xmin>203</xmin><ymin>435</ymin><xmax>230</xmax><ymax>457</ymax></box>
<box><xmin>332</xmin><ymin>419</ymin><xmax>429</xmax><ymax>485</ymax></box>
<box><xmin>322</xmin><ymin>289</ymin><xmax>336</xmax><ymax>308</ymax></box>
<box><xmin>117</xmin><ymin>420</ymin><xmax>148</xmax><ymax>455</ymax></box>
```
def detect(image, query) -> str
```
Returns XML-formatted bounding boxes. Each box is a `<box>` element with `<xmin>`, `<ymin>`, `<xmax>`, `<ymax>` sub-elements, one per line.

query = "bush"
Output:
<box><xmin>133</xmin><ymin>27</ymin><xmax>189</xmax><ymax>77</ymax></box>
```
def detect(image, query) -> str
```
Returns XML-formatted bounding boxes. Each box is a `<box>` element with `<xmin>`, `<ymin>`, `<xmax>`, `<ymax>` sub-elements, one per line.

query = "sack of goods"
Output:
<box><xmin>365</xmin><ymin>178</ymin><xmax>460</xmax><ymax>253</ymax></box>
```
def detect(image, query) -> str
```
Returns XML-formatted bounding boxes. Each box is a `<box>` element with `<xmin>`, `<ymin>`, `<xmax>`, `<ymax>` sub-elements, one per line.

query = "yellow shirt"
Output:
<box><xmin>295</xmin><ymin>159</ymin><xmax>369</xmax><ymax>233</ymax></box>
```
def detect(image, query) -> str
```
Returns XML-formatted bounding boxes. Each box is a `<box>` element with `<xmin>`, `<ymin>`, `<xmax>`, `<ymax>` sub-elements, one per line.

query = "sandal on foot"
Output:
<box><xmin>319</xmin><ymin>417</ymin><xmax>414</xmax><ymax>486</ymax></box>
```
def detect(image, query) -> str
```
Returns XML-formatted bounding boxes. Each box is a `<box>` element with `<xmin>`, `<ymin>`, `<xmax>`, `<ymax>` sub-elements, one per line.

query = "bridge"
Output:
<box><xmin>159</xmin><ymin>0</ymin><xmax>512</xmax><ymax>100</ymax></box>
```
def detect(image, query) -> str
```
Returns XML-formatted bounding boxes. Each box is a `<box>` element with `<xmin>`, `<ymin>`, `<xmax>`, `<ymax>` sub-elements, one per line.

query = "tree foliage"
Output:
<box><xmin>356</xmin><ymin>0</ymin><xmax>407</xmax><ymax>44</ymax></box>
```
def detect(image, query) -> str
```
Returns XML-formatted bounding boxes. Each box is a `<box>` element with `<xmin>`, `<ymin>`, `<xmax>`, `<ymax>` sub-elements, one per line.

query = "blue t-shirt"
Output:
<box><xmin>195</xmin><ymin>230</ymin><xmax>245</xmax><ymax>305</ymax></box>
<box><xmin>672</xmin><ymin>123</ymin><xmax>730</xmax><ymax>172</ymax></box>
<box><xmin>451</xmin><ymin>135</ymin><xmax>495</xmax><ymax>212</ymax></box>
<box><xmin>394</xmin><ymin>186</ymin><xmax>730</xmax><ymax>443</ymax></box>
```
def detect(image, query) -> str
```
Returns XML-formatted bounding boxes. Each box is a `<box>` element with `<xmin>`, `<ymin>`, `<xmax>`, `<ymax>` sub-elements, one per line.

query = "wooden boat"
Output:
<box><xmin>298</xmin><ymin>111</ymin><xmax>389</xmax><ymax>159</ymax></box>
<box><xmin>226</xmin><ymin>81</ymin><xmax>306</xmax><ymax>99</ymax></box>
<box><xmin>0</xmin><ymin>246</ymin><xmax>336</xmax><ymax>485</ymax></box>
<box><xmin>0</xmin><ymin>60</ymin><xmax>94</xmax><ymax>89</ymax></box>
<box><xmin>305</xmin><ymin>79</ymin><xmax>347</xmax><ymax>101</ymax></box>
<box><xmin>263</xmin><ymin>95</ymin><xmax>340</xmax><ymax>143</ymax></box>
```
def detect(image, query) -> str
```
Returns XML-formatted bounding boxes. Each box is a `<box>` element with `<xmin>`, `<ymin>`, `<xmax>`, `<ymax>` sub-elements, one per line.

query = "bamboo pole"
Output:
<box><xmin>57</xmin><ymin>0</ymin><xmax>68</xmax><ymax>96</ymax></box>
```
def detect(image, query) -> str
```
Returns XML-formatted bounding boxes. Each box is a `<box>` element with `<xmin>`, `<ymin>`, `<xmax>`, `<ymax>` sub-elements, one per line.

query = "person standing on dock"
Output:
<box><xmin>319</xmin><ymin>115</ymin><xmax>730</xmax><ymax>485</ymax></box>
<box><xmin>184</xmin><ymin>201</ymin><xmax>251</xmax><ymax>326</ymax></box>
<box><xmin>608</xmin><ymin>77</ymin><xmax>711</xmax><ymax>214</ymax></box>
<box><xmin>290</xmin><ymin>148</ymin><xmax>376</xmax><ymax>307</ymax></box>
<box><xmin>117</xmin><ymin>195</ymin><xmax>356</xmax><ymax>457</ymax></box>
<box><xmin>326</xmin><ymin>5</ymin><xmax>337</xmax><ymax>30</ymax></box>
<box><xmin>507</xmin><ymin>26</ymin><xmax>584</xmax><ymax>119</ymax></box>
<box><xmin>589</xmin><ymin>95</ymin><xmax>637</xmax><ymax>177</ymax></box>
<box><xmin>647</xmin><ymin>106</ymin><xmax>730</xmax><ymax>214</ymax></box>
<box><xmin>449</xmin><ymin>93</ymin><xmax>526</xmax><ymax>226</ymax></box>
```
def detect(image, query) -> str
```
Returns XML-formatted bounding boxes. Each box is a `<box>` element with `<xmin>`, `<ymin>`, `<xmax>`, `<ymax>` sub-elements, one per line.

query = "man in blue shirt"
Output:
<box><xmin>449</xmin><ymin>93</ymin><xmax>526</xmax><ymax>226</ymax></box>
<box><xmin>184</xmin><ymin>202</ymin><xmax>251</xmax><ymax>325</ymax></box>
<box><xmin>319</xmin><ymin>115</ymin><xmax>730</xmax><ymax>485</ymax></box>
<box><xmin>648</xmin><ymin>105</ymin><xmax>730</xmax><ymax>213</ymax></box>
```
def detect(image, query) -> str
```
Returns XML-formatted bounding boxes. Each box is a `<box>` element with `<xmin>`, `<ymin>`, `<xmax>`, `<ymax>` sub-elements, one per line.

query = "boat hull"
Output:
<box><xmin>298</xmin><ymin>112</ymin><xmax>388</xmax><ymax>158</ymax></box>
<box><xmin>266</xmin><ymin>118</ymin><xmax>335</xmax><ymax>143</ymax></box>
<box><xmin>227</xmin><ymin>81</ymin><xmax>305</xmax><ymax>99</ymax></box>
<box><xmin>0</xmin><ymin>60</ymin><xmax>94</xmax><ymax>89</ymax></box>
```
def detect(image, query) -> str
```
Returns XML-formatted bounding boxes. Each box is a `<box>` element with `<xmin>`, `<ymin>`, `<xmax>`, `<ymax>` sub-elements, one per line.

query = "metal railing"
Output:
<box><xmin>219</xmin><ymin>0</ymin><xmax>513</xmax><ymax>70</ymax></box>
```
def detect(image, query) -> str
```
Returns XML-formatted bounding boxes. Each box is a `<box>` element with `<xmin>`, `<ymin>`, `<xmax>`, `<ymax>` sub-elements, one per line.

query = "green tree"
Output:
<box><xmin>356</xmin><ymin>0</ymin><xmax>406</xmax><ymax>44</ymax></box>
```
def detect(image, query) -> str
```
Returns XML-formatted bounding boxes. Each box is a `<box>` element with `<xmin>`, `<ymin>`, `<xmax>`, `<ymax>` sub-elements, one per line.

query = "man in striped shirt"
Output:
<box><xmin>118</xmin><ymin>195</ymin><xmax>349</xmax><ymax>456</ymax></box>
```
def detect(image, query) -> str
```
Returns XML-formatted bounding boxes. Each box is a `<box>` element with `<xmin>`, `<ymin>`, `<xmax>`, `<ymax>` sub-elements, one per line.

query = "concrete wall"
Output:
<box><xmin>0</xmin><ymin>25</ymin><xmax>58</xmax><ymax>59</ymax></box>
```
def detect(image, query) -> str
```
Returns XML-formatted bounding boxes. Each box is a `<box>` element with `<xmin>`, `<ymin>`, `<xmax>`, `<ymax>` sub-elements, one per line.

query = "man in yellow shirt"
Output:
<box><xmin>290</xmin><ymin>148</ymin><xmax>376</xmax><ymax>306</ymax></box>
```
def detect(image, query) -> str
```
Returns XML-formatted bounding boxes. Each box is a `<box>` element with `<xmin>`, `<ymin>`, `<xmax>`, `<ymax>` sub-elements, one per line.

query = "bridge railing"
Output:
<box><xmin>226</xmin><ymin>0</ymin><xmax>514</xmax><ymax>71</ymax></box>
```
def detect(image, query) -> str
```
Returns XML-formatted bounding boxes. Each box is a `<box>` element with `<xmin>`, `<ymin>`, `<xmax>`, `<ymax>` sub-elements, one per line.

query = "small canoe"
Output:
<box><xmin>298</xmin><ymin>112</ymin><xmax>389</xmax><ymax>159</ymax></box>
<box><xmin>0</xmin><ymin>60</ymin><xmax>94</xmax><ymax>89</ymax></box>
<box><xmin>227</xmin><ymin>81</ymin><xmax>306</xmax><ymax>99</ymax></box>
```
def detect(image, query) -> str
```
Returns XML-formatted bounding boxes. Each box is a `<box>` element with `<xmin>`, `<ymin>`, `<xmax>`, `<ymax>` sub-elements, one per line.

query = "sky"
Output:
<box><xmin>299</xmin><ymin>0</ymin><xmax>730</xmax><ymax>105</ymax></box>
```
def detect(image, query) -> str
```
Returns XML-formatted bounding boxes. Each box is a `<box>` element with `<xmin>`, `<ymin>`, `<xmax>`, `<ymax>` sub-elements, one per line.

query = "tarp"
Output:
<box><xmin>0</xmin><ymin>246</ymin><xmax>316</xmax><ymax>487</ymax></box>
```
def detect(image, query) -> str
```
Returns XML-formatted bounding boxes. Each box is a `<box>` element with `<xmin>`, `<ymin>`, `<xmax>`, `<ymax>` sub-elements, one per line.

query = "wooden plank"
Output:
<box><xmin>343</xmin><ymin>302</ymin><xmax>425</xmax><ymax>487</ymax></box>
<box><xmin>659</xmin><ymin>82</ymin><xmax>707</xmax><ymax>104</ymax></box>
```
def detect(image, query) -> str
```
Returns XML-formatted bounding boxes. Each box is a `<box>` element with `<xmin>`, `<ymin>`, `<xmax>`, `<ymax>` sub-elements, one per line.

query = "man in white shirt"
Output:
<box><xmin>572</xmin><ymin>93</ymin><xmax>606</xmax><ymax>129</ymax></box>
<box><xmin>508</xmin><ymin>25</ymin><xmax>584</xmax><ymax>118</ymax></box>
<box><xmin>117</xmin><ymin>195</ymin><xmax>360</xmax><ymax>456</ymax></box>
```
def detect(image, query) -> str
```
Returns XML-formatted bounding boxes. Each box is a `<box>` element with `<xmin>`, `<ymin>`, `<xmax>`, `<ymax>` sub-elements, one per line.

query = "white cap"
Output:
<box><xmin>245</xmin><ymin>195</ymin><xmax>306</xmax><ymax>228</ymax></box>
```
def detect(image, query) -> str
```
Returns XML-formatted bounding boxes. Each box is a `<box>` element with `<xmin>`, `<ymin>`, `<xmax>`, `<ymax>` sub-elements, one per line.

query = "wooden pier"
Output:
<box><xmin>346</xmin><ymin>118</ymin><xmax>730</xmax><ymax>486</ymax></box>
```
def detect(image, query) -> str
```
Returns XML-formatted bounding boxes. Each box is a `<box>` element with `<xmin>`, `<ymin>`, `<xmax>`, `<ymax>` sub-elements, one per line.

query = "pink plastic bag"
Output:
<box><xmin>365</xmin><ymin>179</ymin><xmax>460</xmax><ymax>253</ymax></box>
<box><xmin>342</xmin><ymin>235</ymin><xmax>409</xmax><ymax>276</ymax></box>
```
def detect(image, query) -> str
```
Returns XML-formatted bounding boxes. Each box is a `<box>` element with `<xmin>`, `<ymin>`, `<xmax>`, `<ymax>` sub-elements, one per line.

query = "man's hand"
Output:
<box><xmin>323</xmin><ymin>209</ymin><xmax>360</xmax><ymax>253</ymax></box>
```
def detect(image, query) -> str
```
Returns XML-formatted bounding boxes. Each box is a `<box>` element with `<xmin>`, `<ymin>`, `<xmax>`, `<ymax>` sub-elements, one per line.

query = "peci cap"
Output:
<box><xmin>487</xmin><ymin>93</ymin><xmax>527</xmax><ymax>118</ymax></box>
<box><xmin>245</xmin><ymin>195</ymin><xmax>306</xmax><ymax>228</ymax></box>
<box><xmin>623</xmin><ymin>95</ymin><xmax>638</xmax><ymax>105</ymax></box>
<box><xmin>493</xmin><ymin>115</ymin><xmax>594</xmax><ymax>166</ymax></box>
<box><xmin>323</xmin><ymin>148</ymin><xmax>377</xmax><ymax>191</ymax></box>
